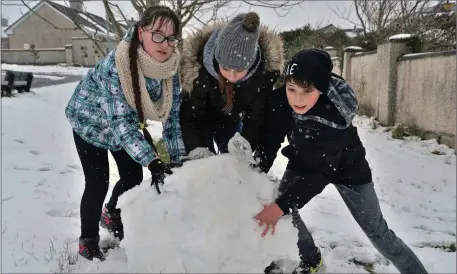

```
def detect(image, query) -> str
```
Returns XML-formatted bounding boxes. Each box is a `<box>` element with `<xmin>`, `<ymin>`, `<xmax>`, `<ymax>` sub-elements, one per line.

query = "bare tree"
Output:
<box><xmin>28</xmin><ymin>44</ymin><xmax>40</xmax><ymax>65</ymax></box>
<box><xmin>124</xmin><ymin>0</ymin><xmax>306</xmax><ymax>40</ymax></box>
<box><xmin>4</xmin><ymin>0</ymin><xmax>306</xmax><ymax>57</ymax></box>
<box><xmin>103</xmin><ymin>0</ymin><xmax>125</xmax><ymax>39</ymax></box>
<box><xmin>127</xmin><ymin>0</ymin><xmax>230</xmax><ymax>40</ymax></box>
<box><xmin>331</xmin><ymin>0</ymin><xmax>439</xmax><ymax>45</ymax></box>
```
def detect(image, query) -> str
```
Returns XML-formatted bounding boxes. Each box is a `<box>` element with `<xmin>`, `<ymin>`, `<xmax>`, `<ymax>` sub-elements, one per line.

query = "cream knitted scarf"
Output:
<box><xmin>115</xmin><ymin>39</ymin><xmax>180</xmax><ymax>122</ymax></box>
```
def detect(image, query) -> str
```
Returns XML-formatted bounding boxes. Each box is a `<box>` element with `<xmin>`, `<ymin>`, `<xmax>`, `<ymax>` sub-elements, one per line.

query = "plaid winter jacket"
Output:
<box><xmin>65</xmin><ymin>46</ymin><xmax>186</xmax><ymax>166</ymax></box>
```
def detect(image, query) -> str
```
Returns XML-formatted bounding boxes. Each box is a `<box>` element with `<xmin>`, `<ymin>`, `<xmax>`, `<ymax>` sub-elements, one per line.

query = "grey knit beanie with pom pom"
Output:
<box><xmin>215</xmin><ymin>12</ymin><xmax>261</xmax><ymax>71</ymax></box>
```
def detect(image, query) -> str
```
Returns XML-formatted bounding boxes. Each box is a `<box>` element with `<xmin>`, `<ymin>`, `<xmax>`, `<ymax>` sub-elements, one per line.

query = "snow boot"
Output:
<box><xmin>264</xmin><ymin>261</ymin><xmax>283</xmax><ymax>274</ymax></box>
<box><xmin>293</xmin><ymin>249</ymin><xmax>324</xmax><ymax>274</ymax></box>
<box><xmin>100</xmin><ymin>204</ymin><xmax>124</xmax><ymax>240</ymax></box>
<box><xmin>78</xmin><ymin>237</ymin><xmax>105</xmax><ymax>261</ymax></box>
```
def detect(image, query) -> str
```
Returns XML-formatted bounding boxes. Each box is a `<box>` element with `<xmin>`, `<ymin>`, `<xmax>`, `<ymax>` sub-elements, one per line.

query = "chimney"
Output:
<box><xmin>69</xmin><ymin>0</ymin><xmax>84</xmax><ymax>12</ymax></box>
<box><xmin>1</xmin><ymin>18</ymin><xmax>8</xmax><ymax>27</ymax></box>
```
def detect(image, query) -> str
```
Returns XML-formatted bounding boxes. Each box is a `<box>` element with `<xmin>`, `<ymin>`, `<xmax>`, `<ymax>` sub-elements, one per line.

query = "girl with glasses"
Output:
<box><xmin>65</xmin><ymin>5</ymin><xmax>185</xmax><ymax>261</ymax></box>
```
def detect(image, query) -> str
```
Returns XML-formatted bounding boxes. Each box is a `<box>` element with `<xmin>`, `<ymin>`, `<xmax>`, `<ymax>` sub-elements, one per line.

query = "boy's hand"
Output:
<box><xmin>254</xmin><ymin>203</ymin><xmax>284</xmax><ymax>237</ymax></box>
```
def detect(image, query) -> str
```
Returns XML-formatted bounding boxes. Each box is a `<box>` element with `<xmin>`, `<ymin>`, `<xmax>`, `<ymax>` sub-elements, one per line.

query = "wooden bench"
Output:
<box><xmin>1</xmin><ymin>70</ymin><xmax>34</xmax><ymax>96</ymax></box>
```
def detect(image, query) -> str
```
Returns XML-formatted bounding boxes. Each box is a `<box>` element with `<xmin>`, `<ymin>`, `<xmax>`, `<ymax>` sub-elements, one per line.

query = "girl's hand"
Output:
<box><xmin>228</xmin><ymin>133</ymin><xmax>256</xmax><ymax>165</ymax></box>
<box><xmin>254</xmin><ymin>203</ymin><xmax>284</xmax><ymax>237</ymax></box>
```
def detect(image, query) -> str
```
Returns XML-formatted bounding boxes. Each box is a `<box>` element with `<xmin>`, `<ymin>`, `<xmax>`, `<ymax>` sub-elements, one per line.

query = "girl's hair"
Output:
<box><xmin>285</xmin><ymin>75</ymin><xmax>315</xmax><ymax>93</ymax></box>
<box><xmin>218</xmin><ymin>74</ymin><xmax>235</xmax><ymax>113</ymax></box>
<box><xmin>128</xmin><ymin>6</ymin><xmax>180</xmax><ymax>158</ymax></box>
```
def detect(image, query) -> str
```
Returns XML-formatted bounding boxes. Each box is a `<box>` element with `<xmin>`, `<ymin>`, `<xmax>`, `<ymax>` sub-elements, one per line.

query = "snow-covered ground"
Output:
<box><xmin>0</xmin><ymin>71</ymin><xmax>65</xmax><ymax>81</ymax></box>
<box><xmin>33</xmin><ymin>74</ymin><xmax>66</xmax><ymax>80</ymax></box>
<box><xmin>1</xmin><ymin>81</ymin><xmax>456</xmax><ymax>273</ymax></box>
<box><xmin>1</xmin><ymin>64</ymin><xmax>90</xmax><ymax>76</ymax></box>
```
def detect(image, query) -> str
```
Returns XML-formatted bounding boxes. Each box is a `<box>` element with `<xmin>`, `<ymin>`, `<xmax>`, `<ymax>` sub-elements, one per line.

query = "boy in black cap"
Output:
<box><xmin>254</xmin><ymin>49</ymin><xmax>428</xmax><ymax>274</ymax></box>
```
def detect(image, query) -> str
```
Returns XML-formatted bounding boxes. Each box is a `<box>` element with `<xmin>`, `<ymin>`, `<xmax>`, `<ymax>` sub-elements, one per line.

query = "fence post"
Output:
<box><xmin>325</xmin><ymin>46</ymin><xmax>342</xmax><ymax>76</ymax></box>
<box><xmin>342</xmin><ymin>46</ymin><xmax>363</xmax><ymax>83</ymax></box>
<box><xmin>376</xmin><ymin>34</ymin><xmax>412</xmax><ymax>125</ymax></box>
<box><xmin>324</xmin><ymin>46</ymin><xmax>337</xmax><ymax>57</ymax></box>
<box><xmin>65</xmin><ymin>44</ymin><xmax>73</xmax><ymax>65</ymax></box>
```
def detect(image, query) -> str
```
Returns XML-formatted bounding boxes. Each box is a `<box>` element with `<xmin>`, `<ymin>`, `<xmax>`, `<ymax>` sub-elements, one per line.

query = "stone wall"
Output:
<box><xmin>342</xmin><ymin>37</ymin><xmax>456</xmax><ymax>148</ymax></box>
<box><xmin>1</xmin><ymin>48</ymin><xmax>66</xmax><ymax>65</ymax></box>
<box><xmin>1</xmin><ymin>37</ymin><xmax>117</xmax><ymax>66</ymax></box>
<box><xmin>395</xmin><ymin>51</ymin><xmax>456</xmax><ymax>146</ymax></box>
<box><xmin>349</xmin><ymin>51</ymin><xmax>378</xmax><ymax>116</ymax></box>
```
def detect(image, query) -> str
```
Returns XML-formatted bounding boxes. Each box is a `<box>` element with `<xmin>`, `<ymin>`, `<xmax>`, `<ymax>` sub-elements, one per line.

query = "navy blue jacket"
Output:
<box><xmin>255</xmin><ymin>75</ymin><xmax>372</xmax><ymax>214</ymax></box>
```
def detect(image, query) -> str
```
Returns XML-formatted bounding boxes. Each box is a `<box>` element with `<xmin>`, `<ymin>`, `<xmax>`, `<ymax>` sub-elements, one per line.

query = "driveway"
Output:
<box><xmin>30</xmin><ymin>73</ymin><xmax>83</xmax><ymax>89</ymax></box>
<box><xmin>1</xmin><ymin>70</ymin><xmax>83</xmax><ymax>91</ymax></box>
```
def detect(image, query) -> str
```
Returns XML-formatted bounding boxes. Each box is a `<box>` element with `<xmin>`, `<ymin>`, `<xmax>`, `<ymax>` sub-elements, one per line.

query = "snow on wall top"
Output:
<box><xmin>389</xmin><ymin>33</ymin><xmax>413</xmax><ymax>41</ymax></box>
<box><xmin>344</xmin><ymin>46</ymin><xmax>363</xmax><ymax>52</ymax></box>
<box><xmin>403</xmin><ymin>52</ymin><xmax>435</xmax><ymax>58</ymax></box>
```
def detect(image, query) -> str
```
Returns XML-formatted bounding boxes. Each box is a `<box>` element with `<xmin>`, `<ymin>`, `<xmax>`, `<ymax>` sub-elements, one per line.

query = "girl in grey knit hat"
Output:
<box><xmin>180</xmin><ymin>12</ymin><xmax>285</xmax><ymax>159</ymax></box>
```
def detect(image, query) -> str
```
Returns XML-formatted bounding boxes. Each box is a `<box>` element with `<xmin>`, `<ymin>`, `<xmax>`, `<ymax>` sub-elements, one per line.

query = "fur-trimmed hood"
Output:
<box><xmin>180</xmin><ymin>22</ymin><xmax>285</xmax><ymax>93</ymax></box>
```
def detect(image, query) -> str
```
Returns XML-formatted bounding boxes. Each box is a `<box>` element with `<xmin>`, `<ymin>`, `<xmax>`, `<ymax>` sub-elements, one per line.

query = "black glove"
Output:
<box><xmin>281</xmin><ymin>144</ymin><xmax>297</xmax><ymax>159</ymax></box>
<box><xmin>148</xmin><ymin>159</ymin><xmax>181</xmax><ymax>194</ymax></box>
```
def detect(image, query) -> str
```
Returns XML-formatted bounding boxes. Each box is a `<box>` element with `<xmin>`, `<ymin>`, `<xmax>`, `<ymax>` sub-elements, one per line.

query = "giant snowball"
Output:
<box><xmin>117</xmin><ymin>154</ymin><xmax>299</xmax><ymax>273</ymax></box>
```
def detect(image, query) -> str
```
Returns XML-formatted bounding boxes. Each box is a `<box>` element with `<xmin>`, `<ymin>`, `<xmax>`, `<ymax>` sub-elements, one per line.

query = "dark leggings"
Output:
<box><xmin>73</xmin><ymin>131</ymin><xmax>143</xmax><ymax>239</ymax></box>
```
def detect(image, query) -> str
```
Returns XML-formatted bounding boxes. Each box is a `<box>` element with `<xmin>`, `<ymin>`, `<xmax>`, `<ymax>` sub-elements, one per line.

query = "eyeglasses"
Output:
<box><xmin>142</xmin><ymin>28</ymin><xmax>180</xmax><ymax>48</ymax></box>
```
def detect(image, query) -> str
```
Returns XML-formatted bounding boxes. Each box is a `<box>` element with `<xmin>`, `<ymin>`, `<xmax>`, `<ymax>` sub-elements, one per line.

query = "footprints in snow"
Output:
<box><xmin>13</xmin><ymin>164</ymin><xmax>78</xmax><ymax>173</ymax></box>
<box><xmin>11</xmin><ymin>139</ymin><xmax>49</xmax><ymax>170</ymax></box>
<box><xmin>68</xmin><ymin>164</ymin><xmax>79</xmax><ymax>170</ymax></box>
<box><xmin>29</xmin><ymin>150</ymin><xmax>40</xmax><ymax>155</ymax></box>
<box><xmin>13</xmin><ymin>139</ymin><xmax>39</xmax><ymax>156</ymax></box>
<box><xmin>32</xmin><ymin>164</ymin><xmax>78</xmax><ymax>173</ymax></box>
<box><xmin>13</xmin><ymin>165</ymin><xmax>52</xmax><ymax>171</ymax></box>
<box><xmin>45</xmin><ymin>202</ymin><xmax>80</xmax><ymax>218</ymax></box>
<box><xmin>1</xmin><ymin>196</ymin><xmax>13</xmax><ymax>203</ymax></box>
<box><xmin>413</xmin><ymin>224</ymin><xmax>433</xmax><ymax>234</ymax></box>
<box><xmin>11</xmin><ymin>139</ymin><xmax>80</xmax><ymax>174</ymax></box>
<box><xmin>13</xmin><ymin>166</ymin><xmax>30</xmax><ymax>171</ymax></box>
<box><xmin>410</xmin><ymin>224</ymin><xmax>456</xmax><ymax>238</ymax></box>
<box><xmin>46</xmin><ymin>208</ymin><xmax>79</xmax><ymax>218</ymax></box>
<box><xmin>13</xmin><ymin>139</ymin><xmax>42</xmax><ymax>156</ymax></box>
<box><xmin>10</xmin><ymin>138</ymin><xmax>82</xmax><ymax>219</ymax></box>
<box><xmin>37</xmin><ymin>166</ymin><xmax>52</xmax><ymax>172</ymax></box>
<box><xmin>14</xmin><ymin>139</ymin><xmax>25</xmax><ymax>144</ymax></box>
<box><xmin>60</xmin><ymin>164</ymin><xmax>79</xmax><ymax>174</ymax></box>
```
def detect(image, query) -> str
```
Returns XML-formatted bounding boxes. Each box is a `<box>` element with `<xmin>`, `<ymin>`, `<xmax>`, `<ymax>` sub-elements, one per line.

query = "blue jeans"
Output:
<box><xmin>280</xmin><ymin>169</ymin><xmax>428</xmax><ymax>274</ymax></box>
<box><xmin>236</xmin><ymin>119</ymin><xmax>243</xmax><ymax>133</ymax></box>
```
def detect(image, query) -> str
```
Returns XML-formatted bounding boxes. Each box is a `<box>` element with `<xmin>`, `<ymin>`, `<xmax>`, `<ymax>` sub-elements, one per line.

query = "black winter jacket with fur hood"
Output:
<box><xmin>179</xmin><ymin>22</ymin><xmax>284</xmax><ymax>153</ymax></box>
